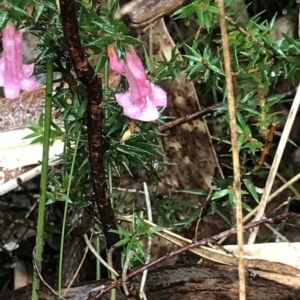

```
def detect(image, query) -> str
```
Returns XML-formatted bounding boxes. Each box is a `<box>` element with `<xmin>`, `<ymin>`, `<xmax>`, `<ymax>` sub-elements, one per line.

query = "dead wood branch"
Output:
<box><xmin>2</xmin><ymin>263</ymin><xmax>300</xmax><ymax>300</ymax></box>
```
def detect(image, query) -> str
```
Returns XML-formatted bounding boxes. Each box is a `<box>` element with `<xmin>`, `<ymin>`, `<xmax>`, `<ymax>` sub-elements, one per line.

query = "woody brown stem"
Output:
<box><xmin>59</xmin><ymin>0</ymin><xmax>122</xmax><ymax>271</ymax></box>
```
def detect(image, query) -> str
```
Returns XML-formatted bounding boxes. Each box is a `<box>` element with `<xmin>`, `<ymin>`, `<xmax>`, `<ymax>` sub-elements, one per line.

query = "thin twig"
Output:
<box><xmin>0</xmin><ymin>158</ymin><xmax>60</xmax><ymax>196</ymax></box>
<box><xmin>139</xmin><ymin>183</ymin><xmax>152</xmax><ymax>300</ymax></box>
<box><xmin>248</xmin><ymin>85</ymin><xmax>300</xmax><ymax>244</ymax></box>
<box><xmin>217</xmin><ymin>0</ymin><xmax>246</xmax><ymax>298</ymax></box>
<box><xmin>269</xmin><ymin>196</ymin><xmax>298</xmax><ymax>217</ymax></box>
<box><xmin>63</xmin><ymin>235</ymin><xmax>91</xmax><ymax>297</ymax></box>
<box><xmin>264</xmin><ymin>223</ymin><xmax>290</xmax><ymax>242</ymax></box>
<box><xmin>32</xmin><ymin>247</ymin><xmax>63</xmax><ymax>299</ymax></box>
<box><xmin>158</xmin><ymin>102</ymin><xmax>222</xmax><ymax>133</ymax></box>
<box><xmin>122</xmin><ymin>250</ymin><xmax>133</xmax><ymax>296</ymax></box>
<box><xmin>231</xmin><ymin>60</ymin><xmax>274</xmax><ymax>76</ymax></box>
<box><xmin>266</xmin><ymin>173</ymin><xmax>300</xmax><ymax>201</ymax></box>
<box><xmin>226</xmin><ymin>15</ymin><xmax>265</xmax><ymax>48</ymax></box>
<box><xmin>83</xmin><ymin>234</ymin><xmax>119</xmax><ymax>278</ymax></box>
<box><xmin>194</xmin><ymin>186</ymin><xmax>213</xmax><ymax>241</ymax></box>
<box><xmin>243</xmin><ymin>173</ymin><xmax>300</xmax><ymax>223</ymax></box>
<box><xmin>264</xmin><ymin>162</ymin><xmax>300</xmax><ymax>197</ymax></box>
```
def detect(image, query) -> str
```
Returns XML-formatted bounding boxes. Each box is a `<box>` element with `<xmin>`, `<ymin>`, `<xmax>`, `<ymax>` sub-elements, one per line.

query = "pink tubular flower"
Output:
<box><xmin>0</xmin><ymin>25</ymin><xmax>38</xmax><ymax>99</ymax></box>
<box><xmin>108</xmin><ymin>45</ymin><xmax>167</xmax><ymax>122</ymax></box>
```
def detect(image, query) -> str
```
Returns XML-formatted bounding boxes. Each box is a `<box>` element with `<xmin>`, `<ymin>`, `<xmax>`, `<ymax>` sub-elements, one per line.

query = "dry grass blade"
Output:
<box><xmin>217</xmin><ymin>0</ymin><xmax>246</xmax><ymax>298</ymax></box>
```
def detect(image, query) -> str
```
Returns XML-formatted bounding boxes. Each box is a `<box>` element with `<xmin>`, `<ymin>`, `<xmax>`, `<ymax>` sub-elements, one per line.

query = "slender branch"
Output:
<box><xmin>59</xmin><ymin>0</ymin><xmax>122</xmax><ymax>272</ymax></box>
<box><xmin>63</xmin><ymin>235</ymin><xmax>90</xmax><ymax>297</ymax></box>
<box><xmin>158</xmin><ymin>102</ymin><xmax>222</xmax><ymax>133</ymax></box>
<box><xmin>194</xmin><ymin>186</ymin><xmax>213</xmax><ymax>241</ymax></box>
<box><xmin>122</xmin><ymin>251</ymin><xmax>133</xmax><ymax>296</ymax></box>
<box><xmin>83</xmin><ymin>234</ymin><xmax>119</xmax><ymax>278</ymax></box>
<box><xmin>269</xmin><ymin>196</ymin><xmax>298</xmax><ymax>217</ymax></box>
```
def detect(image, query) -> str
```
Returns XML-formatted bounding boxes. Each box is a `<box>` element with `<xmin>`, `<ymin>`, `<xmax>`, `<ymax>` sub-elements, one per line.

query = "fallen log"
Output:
<box><xmin>1</xmin><ymin>263</ymin><xmax>300</xmax><ymax>300</ymax></box>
